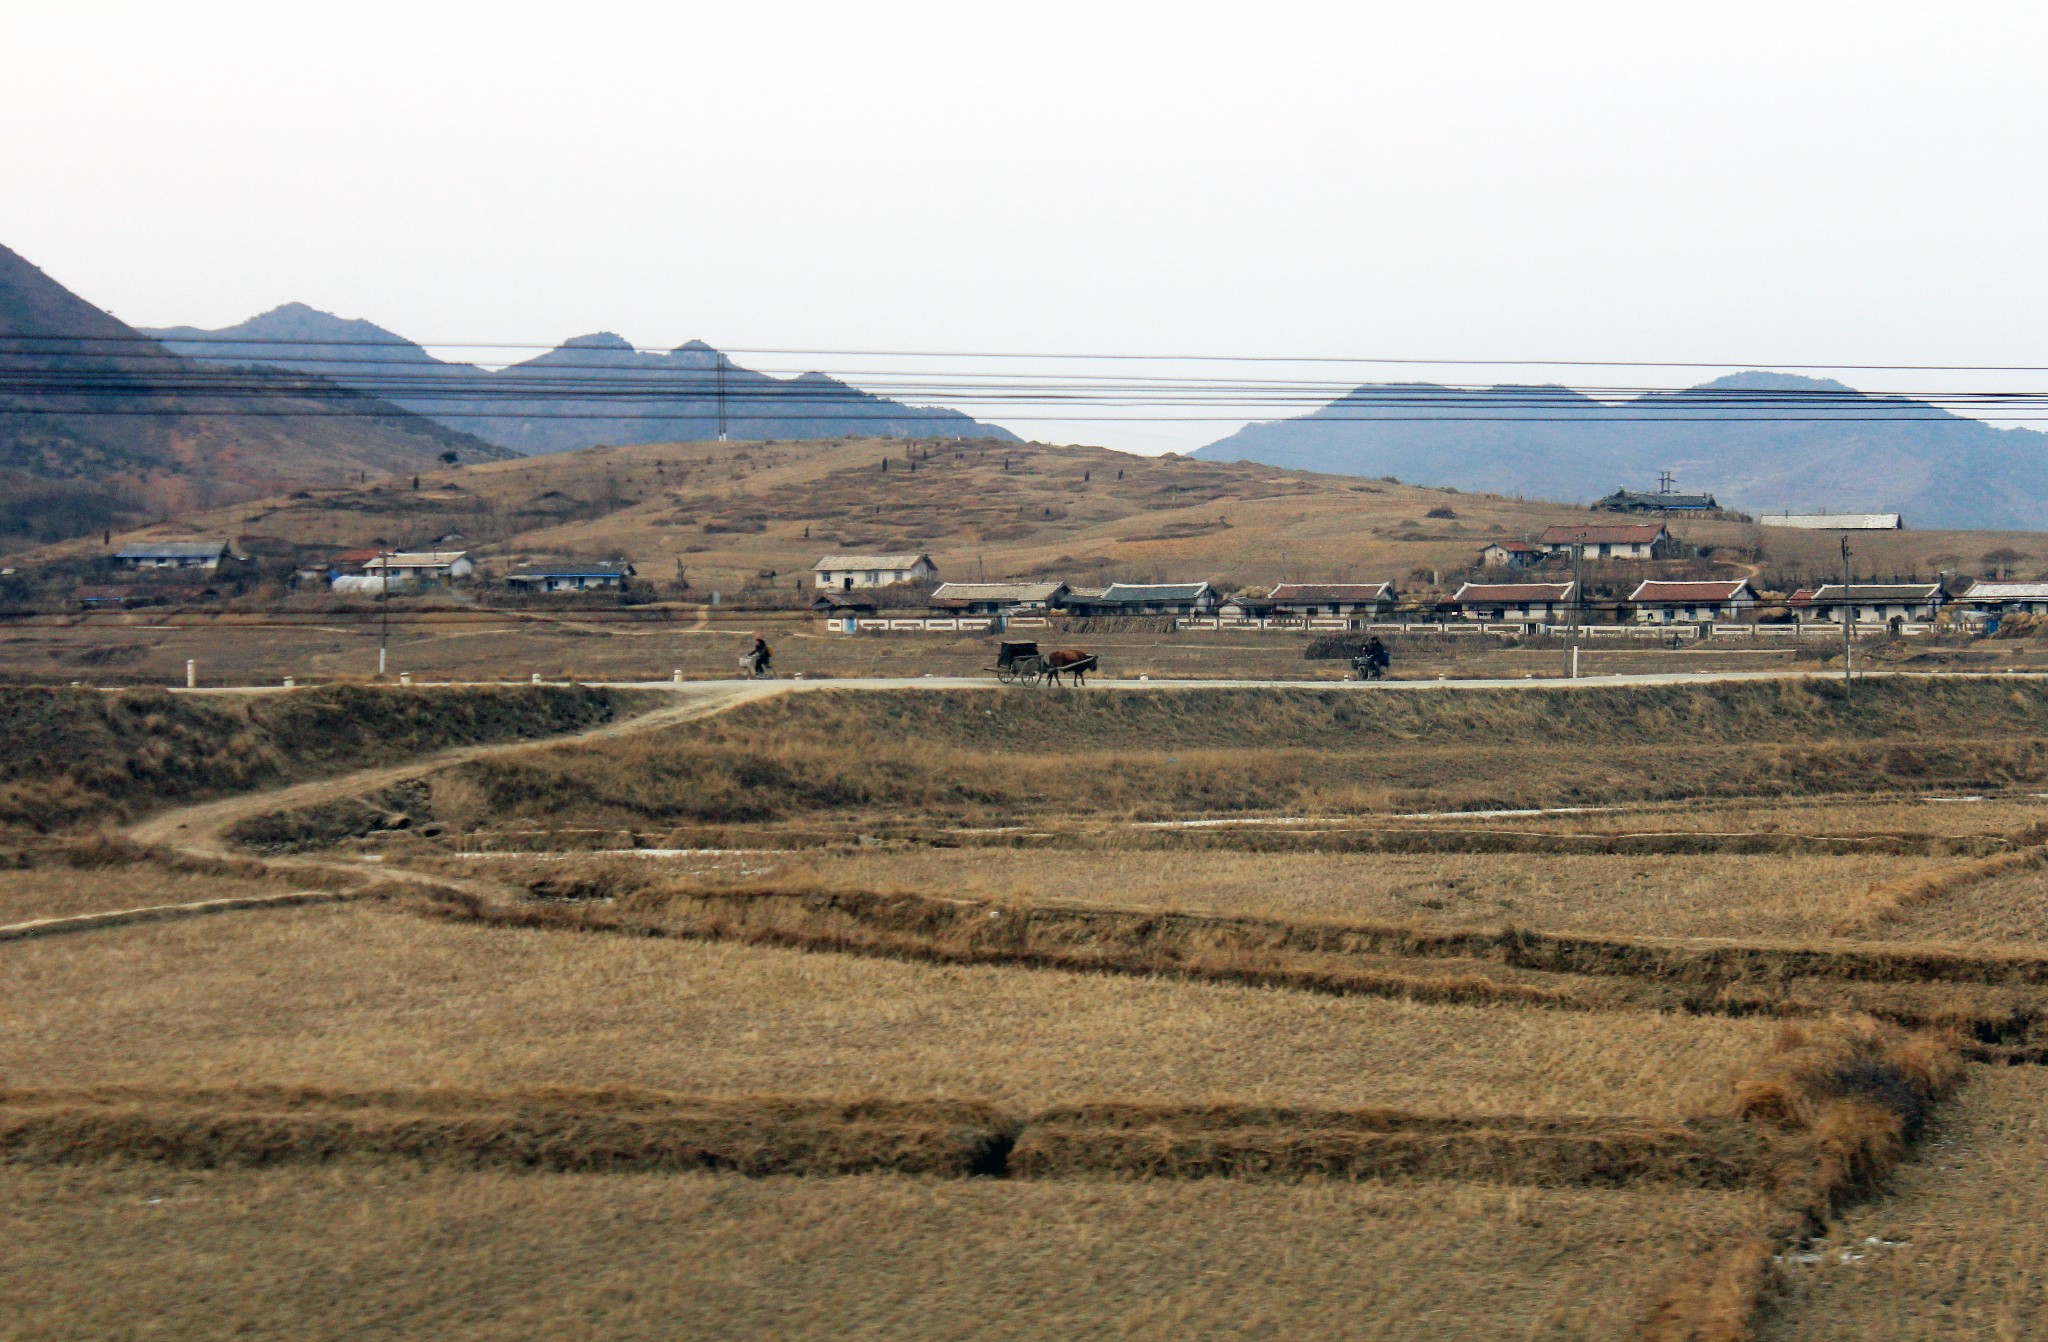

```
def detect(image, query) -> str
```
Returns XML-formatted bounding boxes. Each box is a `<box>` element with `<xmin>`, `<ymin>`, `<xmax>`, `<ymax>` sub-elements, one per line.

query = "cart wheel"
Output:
<box><xmin>996</xmin><ymin>667</ymin><xmax>1015</xmax><ymax>684</ymax></box>
<box><xmin>1022</xmin><ymin>666</ymin><xmax>1042</xmax><ymax>686</ymax></box>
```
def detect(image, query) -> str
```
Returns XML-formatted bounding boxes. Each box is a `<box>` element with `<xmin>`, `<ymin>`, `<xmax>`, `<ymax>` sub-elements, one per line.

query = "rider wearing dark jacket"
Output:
<box><xmin>748</xmin><ymin>637</ymin><xmax>772</xmax><ymax>675</ymax></box>
<box><xmin>1364</xmin><ymin>636</ymin><xmax>1390</xmax><ymax>671</ymax></box>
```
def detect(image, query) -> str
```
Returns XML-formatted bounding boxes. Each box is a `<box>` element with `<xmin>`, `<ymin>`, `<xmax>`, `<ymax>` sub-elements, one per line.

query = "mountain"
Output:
<box><xmin>146</xmin><ymin>305</ymin><xmax>1020</xmax><ymax>454</ymax></box>
<box><xmin>1192</xmin><ymin>372</ymin><xmax>2048</xmax><ymax>531</ymax></box>
<box><xmin>0</xmin><ymin>246</ymin><xmax>511</xmax><ymax>547</ymax></box>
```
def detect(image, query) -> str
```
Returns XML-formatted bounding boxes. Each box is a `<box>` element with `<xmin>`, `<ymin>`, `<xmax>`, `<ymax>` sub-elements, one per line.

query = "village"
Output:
<box><xmin>71</xmin><ymin>518</ymin><xmax>2048</xmax><ymax>644</ymax></box>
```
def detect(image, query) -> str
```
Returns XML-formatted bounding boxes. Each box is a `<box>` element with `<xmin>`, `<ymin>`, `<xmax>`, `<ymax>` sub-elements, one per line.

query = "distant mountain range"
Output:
<box><xmin>0</xmin><ymin>246</ymin><xmax>509</xmax><ymax>549</ymax></box>
<box><xmin>146</xmin><ymin>304</ymin><xmax>1019</xmax><ymax>455</ymax></box>
<box><xmin>1193</xmin><ymin>373</ymin><xmax>2048</xmax><ymax>531</ymax></box>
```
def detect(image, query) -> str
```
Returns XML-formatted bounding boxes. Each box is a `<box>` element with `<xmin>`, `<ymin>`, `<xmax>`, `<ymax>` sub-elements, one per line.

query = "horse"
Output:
<box><xmin>1043</xmin><ymin>648</ymin><xmax>1098</xmax><ymax>686</ymax></box>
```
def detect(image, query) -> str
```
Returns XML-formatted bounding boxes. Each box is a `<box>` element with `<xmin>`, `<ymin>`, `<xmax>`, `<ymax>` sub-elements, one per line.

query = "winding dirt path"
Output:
<box><xmin>124</xmin><ymin>681</ymin><xmax>789</xmax><ymax>858</ymax></box>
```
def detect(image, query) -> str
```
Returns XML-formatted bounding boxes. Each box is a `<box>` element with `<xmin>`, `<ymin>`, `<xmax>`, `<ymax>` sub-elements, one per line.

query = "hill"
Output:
<box><xmin>84</xmin><ymin>435</ymin><xmax>2044</xmax><ymax>599</ymax></box>
<box><xmin>1192</xmin><ymin>372</ymin><xmax>2048</xmax><ymax>531</ymax></box>
<box><xmin>0</xmin><ymin>245</ymin><xmax>510</xmax><ymax>549</ymax></box>
<box><xmin>146</xmin><ymin>305</ymin><xmax>1020</xmax><ymax>454</ymax></box>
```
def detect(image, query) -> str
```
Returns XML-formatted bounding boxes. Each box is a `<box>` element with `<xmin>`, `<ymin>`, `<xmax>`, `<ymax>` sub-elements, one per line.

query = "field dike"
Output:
<box><xmin>0</xmin><ymin>1086</ymin><xmax>1767</xmax><ymax>1191</ymax></box>
<box><xmin>1642</xmin><ymin>1018</ymin><xmax>1965</xmax><ymax>1342</ymax></box>
<box><xmin>1828</xmin><ymin>844</ymin><xmax>2048</xmax><ymax>935</ymax></box>
<box><xmin>404</xmin><ymin>876</ymin><xmax>2048</xmax><ymax>1040</ymax></box>
<box><xmin>0</xmin><ymin>683</ymin><xmax>649</xmax><ymax>832</ymax></box>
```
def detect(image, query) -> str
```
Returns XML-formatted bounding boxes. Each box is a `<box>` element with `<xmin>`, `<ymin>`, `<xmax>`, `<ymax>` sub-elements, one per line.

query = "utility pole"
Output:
<box><xmin>1840</xmin><ymin>535</ymin><xmax>1853</xmax><ymax>698</ymax></box>
<box><xmin>1564</xmin><ymin>542</ymin><xmax>1584</xmax><ymax>678</ymax></box>
<box><xmin>379</xmin><ymin>548</ymin><xmax>390</xmax><ymax>679</ymax></box>
<box><xmin>715</xmin><ymin>351</ymin><xmax>728</xmax><ymax>442</ymax></box>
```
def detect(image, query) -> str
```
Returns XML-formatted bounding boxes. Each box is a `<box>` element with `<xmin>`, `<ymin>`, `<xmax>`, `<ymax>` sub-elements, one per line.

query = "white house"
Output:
<box><xmin>1449</xmin><ymin>581</ymin><xmax>1576</xmax><ymax>621</ymax></box>
<box><xmin>114</xmin><ymin>540</ymin><xmax>230</xmax><ymax>570</ymax></box>
<box><xmin>1479</xmin><ymin>541</ymin><xmax>1544</xmax><ymax>569</ymax></box>
<box><xmin>812</xmin><ymin>553</ymin><xmax>937</xmax><ymax>591</ymax></box>
<box><xmin>1629</xmin><ymin>579</ymin><xmax>1758</xmax><ymax>623</ymax></box>
<box><xmin>1537</xmin><ymin>523</ymin><xmax>1675</xmax><ymax>560</ymax></box>
<box><xmin>506</xmin><ymin>561</ymin><xmax>636</xmax><ymax>593</ymax></box>
<box><xmin>357</xmin><ymin>551</ymin><xmax>475</xmax><ymax>584</ymax></box>
<box><xmin>1954</xmin><ymin>581</ymin><xmax>2048</xmax><ymax>618</ymax></box>
<box><xmin>1792</xmin><ymin>582</ymin><xmax>1944</xmax><ymax>626</ymax></box>
<box><xmin>1259</xmin><ymin>583</ymin><xmax>1396</xmax><ymax>618</ymax></box>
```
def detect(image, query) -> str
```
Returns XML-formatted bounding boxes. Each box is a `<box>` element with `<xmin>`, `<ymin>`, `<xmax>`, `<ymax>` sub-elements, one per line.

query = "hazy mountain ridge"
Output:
<box><xmin>147</xmin><ymin>305</ymin><xmax>1020</xmax><ymax>454</ymax></box>
<box><xmin>0</xmin><ymin>247</ymin><xmax>510</xmax><ymax>547</ymax></box>
<box><xmin>1193</xmin><ymin>372</ymin><xmax>2048</xmax><ymax>530</ymax></box>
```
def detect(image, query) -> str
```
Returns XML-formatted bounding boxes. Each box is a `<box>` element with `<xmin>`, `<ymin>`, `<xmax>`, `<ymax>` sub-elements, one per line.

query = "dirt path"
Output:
<box><xmin>124</xmin><ymin>681</ymin><xmax>789</xmax><ymax>857</ymax></box>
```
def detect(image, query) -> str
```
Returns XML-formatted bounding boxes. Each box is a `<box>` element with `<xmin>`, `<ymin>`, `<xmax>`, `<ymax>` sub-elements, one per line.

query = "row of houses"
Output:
<box><xmin>325</xmin><ymin>550</ymin><xmax>639</xmax><ymax>593</ymax></box>
<box><xmin>911</xmin><ymin>576</ymin><xmax>2034</xmax><ymax>627</ymax></box>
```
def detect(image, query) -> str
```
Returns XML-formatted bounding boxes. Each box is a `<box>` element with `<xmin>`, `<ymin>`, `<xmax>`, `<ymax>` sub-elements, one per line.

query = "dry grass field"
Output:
<box><xmin>0</xmin><ymin>1163</ymin><xmax>1763</xmax><ymax>1342</ymax></box>
<box><xmin>0</xmin><ymin>905</ymin><xmax>1771</xmax><ymax>1117</ymax></box>
<box><xmin>9</xmin><ymin>675</ymin><xmax>2048</xmax><ymax>1338</ymax></box>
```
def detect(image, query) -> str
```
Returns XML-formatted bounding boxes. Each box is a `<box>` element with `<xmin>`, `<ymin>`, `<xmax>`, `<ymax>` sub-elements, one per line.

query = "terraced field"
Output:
<box><xmin>8</xmin><ymin>678</ymin><xmax>2048</xmax><ymax>1338</ymax></box>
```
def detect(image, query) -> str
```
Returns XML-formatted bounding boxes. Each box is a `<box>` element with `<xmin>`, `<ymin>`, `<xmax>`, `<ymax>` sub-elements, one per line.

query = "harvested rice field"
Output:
<box><xmin>0</xmin><ymin>905</ymin><xmax>1772</xmax><ymax>1117</ymax></box>
<box><xmin>11</xmin><ymin>677</ymin><xmax>2048</xmax><ymax>1338</ymax></box>
<box><xmin>0</xmin><ymin>1164</ymin><xmax>1764</xmax><ymax>1342</ymax></box>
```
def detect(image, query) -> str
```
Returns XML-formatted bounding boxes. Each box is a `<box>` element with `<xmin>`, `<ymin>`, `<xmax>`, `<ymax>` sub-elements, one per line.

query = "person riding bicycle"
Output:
<box><xmin>745</xmin><ymin>637</ymin><xmax>773</xmax><ymax>677</ymax></box>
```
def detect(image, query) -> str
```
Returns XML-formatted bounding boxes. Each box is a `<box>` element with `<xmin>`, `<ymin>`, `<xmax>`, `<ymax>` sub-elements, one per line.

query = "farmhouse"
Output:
<box><xmin>113</xmin><ymin>540</ymin><xmax>230</xmax><ymax>570</ymax></box>
<box><xmin>1449</xmin><ymin>581</ymin><xmax>1576</xmax><ymax>622</ymax></box>
<box><xmin>812</xmin><ymin>553</ymin><xmax>937</xmax><ymax>591</ymax></box>
<box><xmin>1537</xmin><ymin>523</ymin><xmax>1675</xmax><ymax>561</ymax></box>
<box><xmin>505</xmin><ymin>561</ymin><xmax>636</xmax><ymax>593</ymax></box>
<box><xmin>1954</xmin><ymin>581</ymin><xmax>2048</xmax><ymax>618</ymax></box>
<box><xmin>1629</xmin><ymin>579</ymin><xmax>1757</xmax><ymax>623</ymax></box>
<box><xmin>928</xmin><ymin>581</ymin><xmax>1068</xmax><ymax>614</ymax></box>
<box><xmin>1479</xmin><ymin>541</ymin><xmax>1544</xmax><ymax>569</ymax></box>
<box><xmin>359</xmin><ymin>551</ymin><xmax>475</xmax><ymax>584</ymax></box>
<box><xmin>1062</xmin><ymin>582</ymin><xmax>1219</xmax><ymax>616</ymax></box>
<box><xmin>1261</xmin><ymin>582</ymin><xmax>1395</xmax><ymax>618</ymax></box>
<box><xmin>1792</xmin><ymin>582</ymin><xmax>1944</xmax><ymax>626</ymax></box>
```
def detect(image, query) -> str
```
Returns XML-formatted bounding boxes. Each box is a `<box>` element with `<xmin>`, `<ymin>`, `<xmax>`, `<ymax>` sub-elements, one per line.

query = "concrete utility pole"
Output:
<box><xmin>1840</xmin><ymin>535</ymin><xmax>1853</xmax><ymax>698</ymax></box>
<box><xmin>379</xmin><ymin>549</ymin><xmax>391</xmax><ymax>679</ymax></box>
<box><xmin>1563</xmin><ymin>542</ymin><xmax>1585</xmax><ymax>678</ymax></box>
<box><xmin>715</xmin><ymin>352</ymin><xmax>728</xmax><ymax>442</ymax></box>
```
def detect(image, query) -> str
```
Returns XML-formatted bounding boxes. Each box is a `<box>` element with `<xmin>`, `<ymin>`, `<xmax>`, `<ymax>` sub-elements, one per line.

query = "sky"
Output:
<box><xmin>6</xmin><ymin>0</ymin><xmax>2048</xmax><ymax>454</ymax></box>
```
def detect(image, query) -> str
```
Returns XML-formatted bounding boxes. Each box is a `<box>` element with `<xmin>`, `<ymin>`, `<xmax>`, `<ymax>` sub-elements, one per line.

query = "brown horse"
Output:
<box><xmin>1043</xmin><ymin>648</ymin><xmax>1098</xmax><ymax>686</ymax></box>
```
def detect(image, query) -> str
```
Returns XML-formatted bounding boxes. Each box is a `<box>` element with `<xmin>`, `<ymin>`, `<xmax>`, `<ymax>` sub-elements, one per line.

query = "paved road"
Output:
<box><xmin>163</xmin><ymin>667</ymin><xmax>2044</xmax><ymax>695</ymax></box>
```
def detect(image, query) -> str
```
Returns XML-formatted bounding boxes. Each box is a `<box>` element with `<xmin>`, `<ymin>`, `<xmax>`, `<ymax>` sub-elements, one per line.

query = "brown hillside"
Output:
<box><xmin>103</xmin><ymin>434</ymin><xmax>2039</xmax><ymax>595</ymax></box>
<box><xmin>0</xmin><ymin>244</ymin><xmax>509</xmax><ymax>549</ymax></box>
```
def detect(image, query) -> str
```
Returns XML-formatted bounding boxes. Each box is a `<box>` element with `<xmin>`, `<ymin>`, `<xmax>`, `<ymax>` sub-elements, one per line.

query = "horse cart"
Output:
<box><xmin>992</xmin><ymin>640</ymin><xmax>1049</xmax><ymax>684</ymax></box>
<box><xmin>990</xmin><ymin>641</ymin><xmax>1099</xmax><ymax>686</ymax></box>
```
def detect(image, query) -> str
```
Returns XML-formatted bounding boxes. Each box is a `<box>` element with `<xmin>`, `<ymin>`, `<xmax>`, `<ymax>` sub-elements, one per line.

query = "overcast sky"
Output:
<box><xmin>6</xmin><ymin>0</ymin><xmax>2048</xmax><ymax>453</ymax></box>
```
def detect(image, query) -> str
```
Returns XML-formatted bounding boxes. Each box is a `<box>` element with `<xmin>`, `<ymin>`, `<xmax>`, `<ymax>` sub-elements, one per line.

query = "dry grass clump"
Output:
<box><xmin>0</xmin><ymin>1159</ymin><xmax>1766</xmax><ymax>1341</ymax></box>
<box><xmin>1645</xmin><ymin>1017</ymin><xmax>1965</xmax><ymax>1342</ymax></box>
<box><xmin>1757</xmin><ymin>1067</ymin><xmax>2048</xmax><ymax>1340</ymax></box>
<box><xmin>1867</xmin><ymin>860</ymin><xmax>2048</xmax><ymax>951</ymax></box>
<box><xmin>0</xmin><ymin>683</ymin><xmax>644</xmax><ymax>831</ymax></box>
<box><xmin>0</xmin><ymin>904</ymin><xmax>1770</xmax><ymax>1118</ymax></box>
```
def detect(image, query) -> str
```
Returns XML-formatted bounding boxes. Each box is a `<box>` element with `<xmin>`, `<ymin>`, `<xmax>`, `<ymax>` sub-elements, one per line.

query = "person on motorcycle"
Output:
<box><xmin>1363</xmin><ymin>636</ymin><xmax>1390</xmax><ymax>677</ymax></box>
<box><xmin>746</xmin><ymin>637</ymin><xmax>772</xmax><ymax>677</ymax></box>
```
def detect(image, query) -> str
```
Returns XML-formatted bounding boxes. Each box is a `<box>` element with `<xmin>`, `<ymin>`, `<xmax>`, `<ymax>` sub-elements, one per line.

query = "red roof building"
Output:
<box><xmin>1628</xmin><ymin>579</ymin><xmax>1757</xmax><ymax>623</ymax></box>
